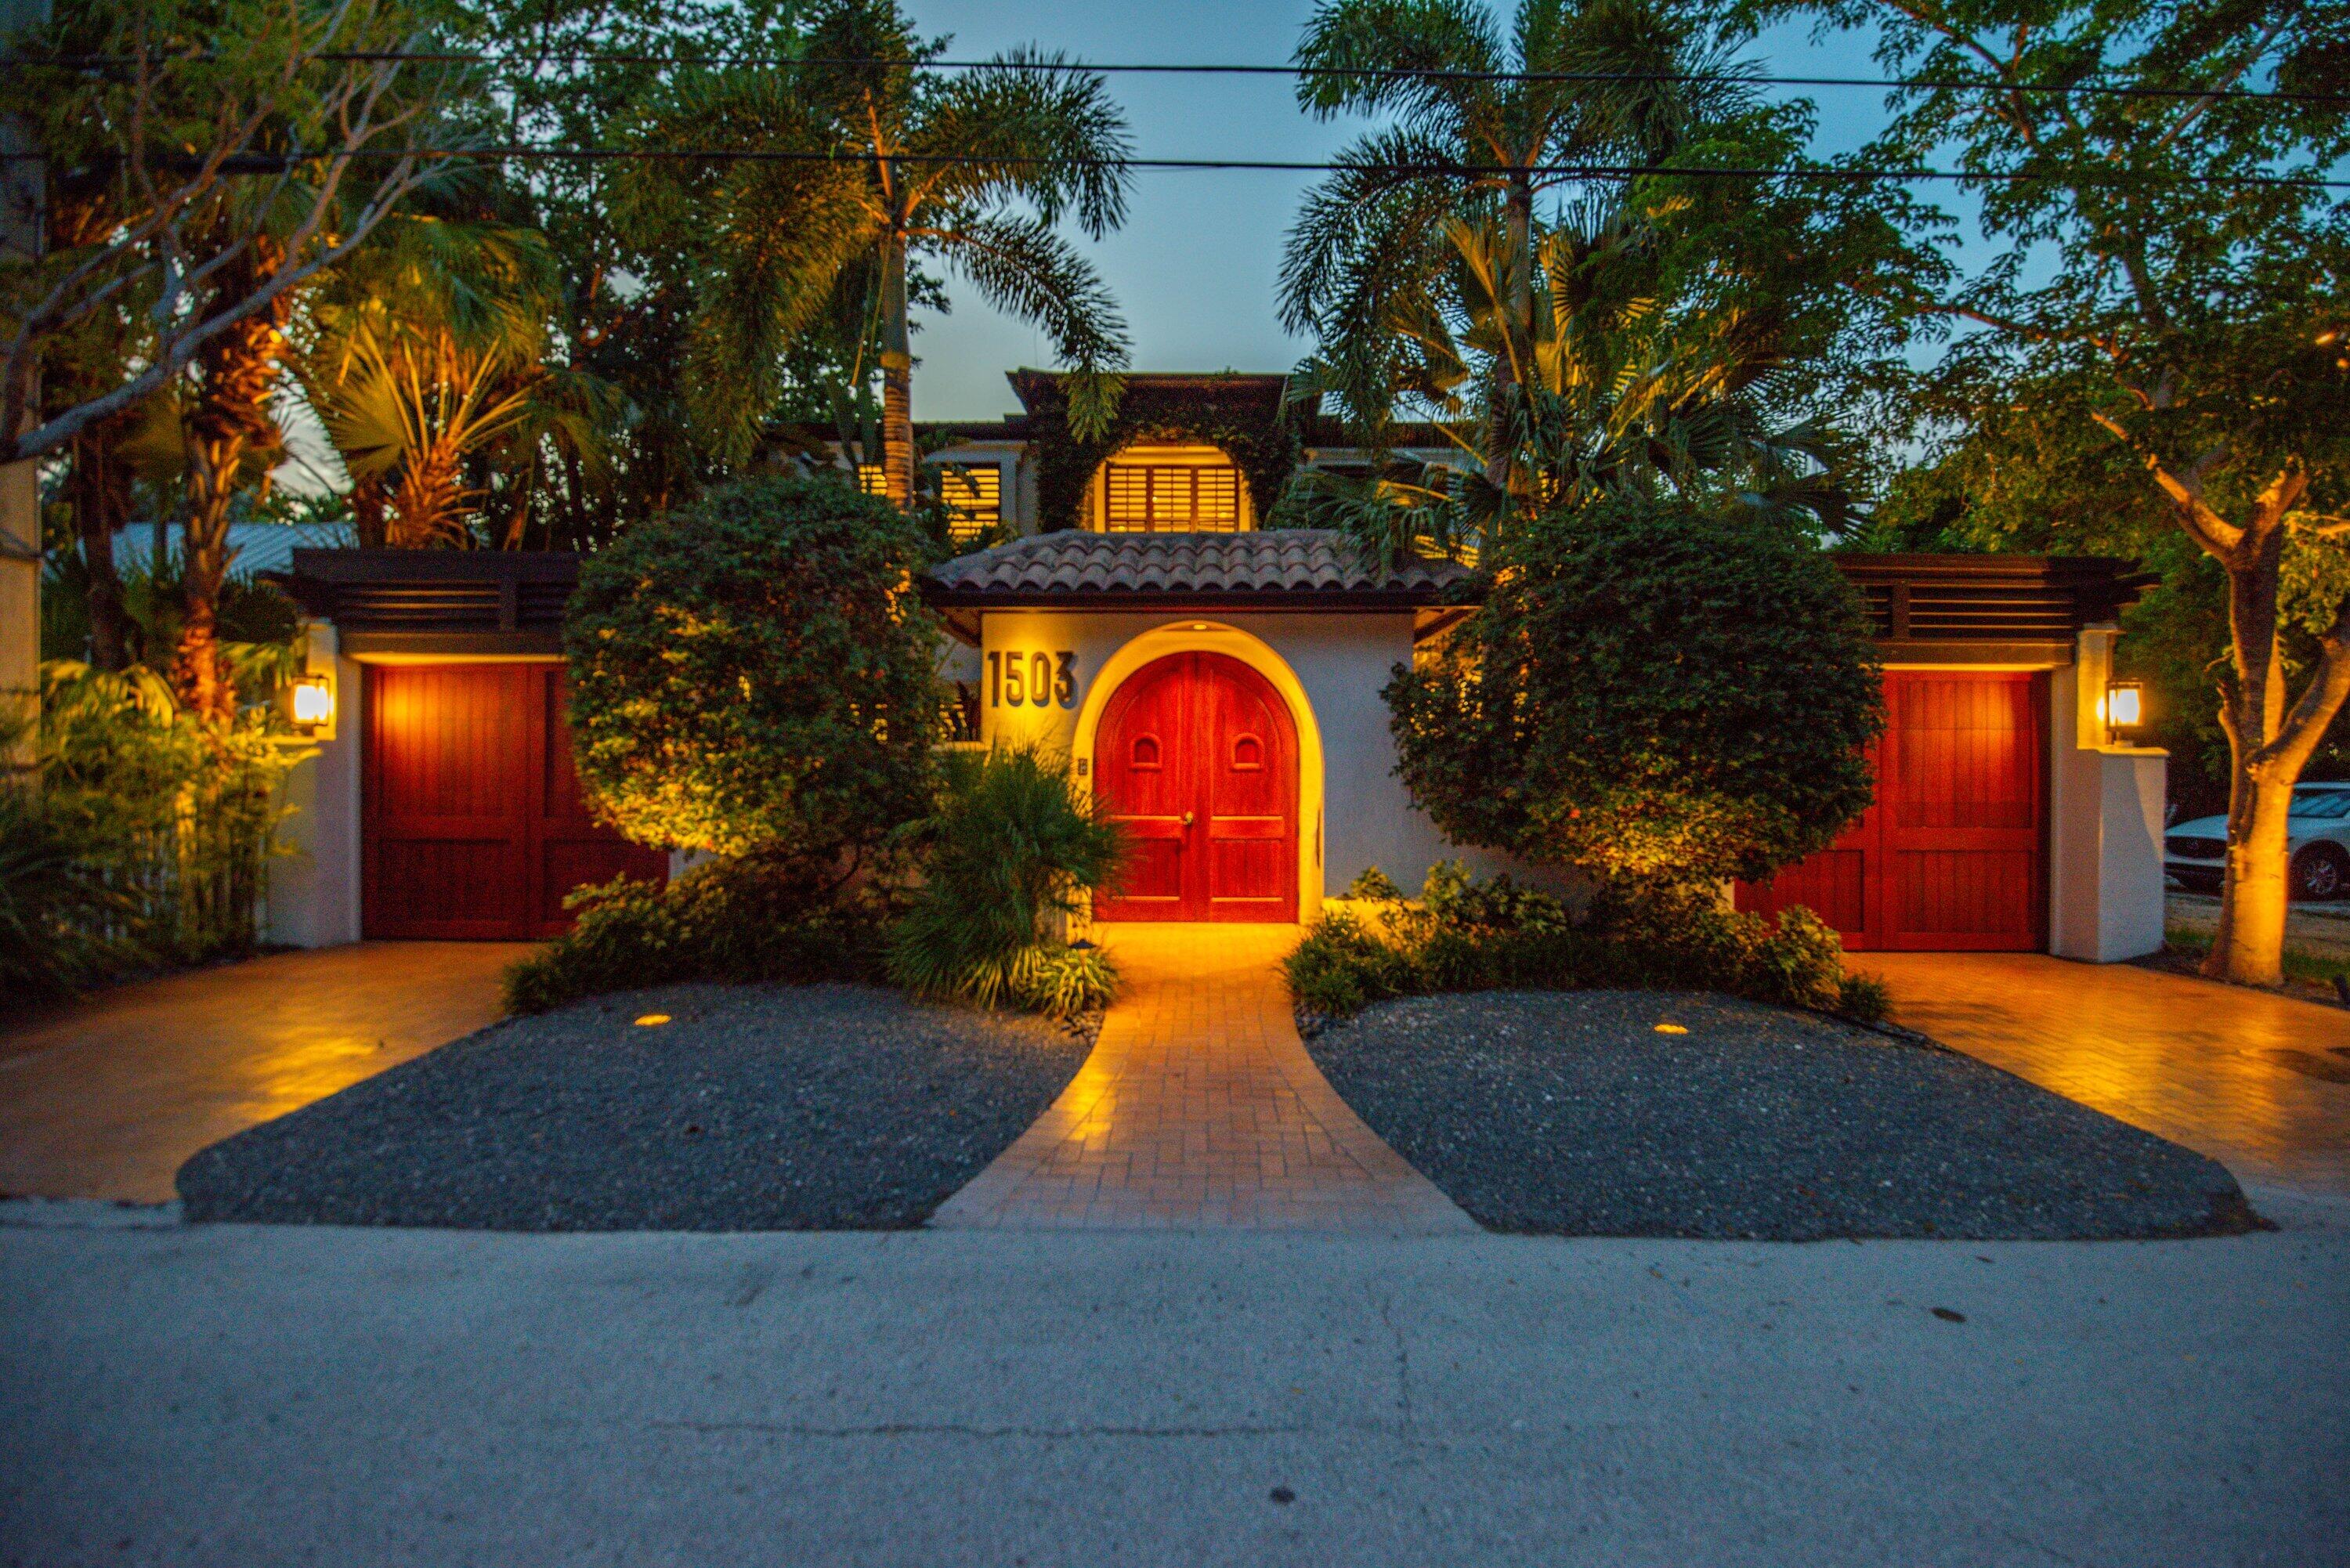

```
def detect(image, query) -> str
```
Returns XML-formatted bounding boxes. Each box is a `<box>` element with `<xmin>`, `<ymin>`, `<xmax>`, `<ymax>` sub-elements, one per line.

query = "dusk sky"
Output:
<box><xmin>902</xmin><ymin>0</ymin><xmax>1936</xmax><ymax>421</ymax></box>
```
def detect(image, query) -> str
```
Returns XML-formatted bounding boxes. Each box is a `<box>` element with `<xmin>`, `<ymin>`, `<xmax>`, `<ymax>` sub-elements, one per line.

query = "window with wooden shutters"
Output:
<box><xmin>936</xmin><ymin>464</ymin><xmax>1000</xmax><ymax>542</ymax></box>
<box><xmin>1101</xmin><ymin>463</ymin><xmax>1246</xmax><ymax>532</ymax></box>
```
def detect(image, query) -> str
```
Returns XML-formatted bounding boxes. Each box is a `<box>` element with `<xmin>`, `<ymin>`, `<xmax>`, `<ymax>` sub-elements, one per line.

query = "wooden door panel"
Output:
<box><xmin>1735</xmin><ymin>671</ymin><xmax>2044</xmax><ymax>952</ymax></box>
<box><xmin>1094</xmin><ymin>652</ymin><xmax>1297</xmax><ymax>922</ymax></box>
<box><xmin>1094</xmin><ymin>655</ymin><xmax>1198</xmax><ymax>918</ymax></box>
<box><xmin>365</xmin><ymin>663</ymin><xmax>664</xmax><ymax>940</ymax></box>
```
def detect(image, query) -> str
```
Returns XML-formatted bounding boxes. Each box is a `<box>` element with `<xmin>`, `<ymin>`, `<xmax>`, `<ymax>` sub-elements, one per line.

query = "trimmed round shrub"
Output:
<box><xmin>1386</xmin><ymin>497</ymin><xmax>1885</xmax><ymax>888</ymax></box>
<box><xmin>564</xmin><ymin>475</ymin><xmax>945</xmax><ymax>865</ymax></box>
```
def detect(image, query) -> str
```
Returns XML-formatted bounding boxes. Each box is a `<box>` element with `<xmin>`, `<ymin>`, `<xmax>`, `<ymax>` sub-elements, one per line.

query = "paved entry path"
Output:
<box><xmin>0</xmin><ymin>943</ymin><xmax>525</xmax><ymax>1202</ymax></box>
<box><xmin>934</xmin><ymin>924</ymin><xmax>1474</xmax><ymax>1233</ymax></box>
<box><xmin>1872</xmin><ymin>952</ymin><xmax>2350</xmax><ymax>1197</ymax></box>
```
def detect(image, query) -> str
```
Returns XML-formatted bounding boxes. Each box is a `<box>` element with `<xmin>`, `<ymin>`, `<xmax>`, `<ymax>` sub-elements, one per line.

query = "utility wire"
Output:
<box><xmin>6</xmin><ymin>50</ymin><xmax>2344</xmax><ymax>107</ymax></box>
<box><xmin>11</xmin><ymin>145</ymin><xmax>2333</xmax><ymax>191</ymax></box>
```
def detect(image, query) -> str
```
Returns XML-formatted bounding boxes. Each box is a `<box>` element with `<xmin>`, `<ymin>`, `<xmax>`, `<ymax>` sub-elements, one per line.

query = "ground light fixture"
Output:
<box><xmin>288</xmin><ymin>674</ymin><xmax>334</xmax><ymax>731</ymax></box>
<box><xmin>2103</xmin><ymin>678</ymin><xmax>2145</xmax><ymax>741</ymax></box>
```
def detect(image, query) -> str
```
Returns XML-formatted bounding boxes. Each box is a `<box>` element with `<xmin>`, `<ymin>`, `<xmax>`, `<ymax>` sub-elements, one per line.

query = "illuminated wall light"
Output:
<box><xmin>290</xmin><ymin>674</ymin><xmax>334</xmax><ymax>728</ymax></box>
<box><xmin>2102</xmin><ymin>679</ymin><xmax>2144</xmax><ymax>740</ymax></box>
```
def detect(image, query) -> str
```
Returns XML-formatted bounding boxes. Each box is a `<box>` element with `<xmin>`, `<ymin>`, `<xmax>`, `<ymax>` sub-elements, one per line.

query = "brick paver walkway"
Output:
<box><xmin>0</xmin><ymin>943</ymin><xmax>524</xmax><ymax>1202</ymax></box>
<box><xmin>933</xmin><ymin>924</ymin><xmax>1475</xmax><ymax>1233</ymax></box>
<box><xmin>1873</xmin><ymin>952</ymin><xmax>2350</xmax><ymax>1197</ymax></box>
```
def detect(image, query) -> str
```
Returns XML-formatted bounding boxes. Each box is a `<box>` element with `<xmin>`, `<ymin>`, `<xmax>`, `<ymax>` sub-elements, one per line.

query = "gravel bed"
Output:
<box><xmin>1303</xmin><ymin>990</ymin><xmax>2261</xmax><ymax>1241</ymax></box>
<box><xmin>178</xmin><ymin>984</ymin><xmax>1090</xmax><ymax>1231</ymax></box>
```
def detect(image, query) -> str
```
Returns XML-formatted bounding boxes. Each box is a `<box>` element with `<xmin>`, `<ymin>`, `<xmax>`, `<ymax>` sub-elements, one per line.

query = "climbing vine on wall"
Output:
<box><xmin>1015</xmin><ymin>373</ymin><xmax>1303</xmax><ymax>531</ymax></box>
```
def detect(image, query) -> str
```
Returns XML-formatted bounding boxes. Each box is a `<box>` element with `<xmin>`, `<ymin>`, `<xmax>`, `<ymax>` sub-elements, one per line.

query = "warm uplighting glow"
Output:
<box><xmin>634</xmin><ymin>1013</ymin><xmax>671</xmax><ymax>1027</ymax></box>
<box><xmin>2103</xmin><ymin>679</ymin><xmax>2144</xmax><ymax>733</ymax></box>
<box><xmin>1654</xmin><ymin>1023</ymin><xmax>1688</xmax><ymax>1035</ymax></box>
<box><xmin>1192</xmin><ymin>623</ymin><xmax>1209</xmax><ymax>630</ymax></box>
<box><xmin>290</xmin><ymin>674</ymin><xmax>334</xmax><ymax>727</ymax></box>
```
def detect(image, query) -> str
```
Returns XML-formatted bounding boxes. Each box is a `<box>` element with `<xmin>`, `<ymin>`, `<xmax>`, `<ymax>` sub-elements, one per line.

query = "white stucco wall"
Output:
<box><xmin>974</xmin><ymin>609</ymin><xmax>1511</xmax><ymax>920</ymax></box>
<box><xmin>266</xmin><ymin>625</ymin><xmax>363</xmax><ymax>948</ymax></box>
<box><xmin>2046</xmin><ymin>629</ymin><xmax>2169</xmax><ymax>963</ymax></box>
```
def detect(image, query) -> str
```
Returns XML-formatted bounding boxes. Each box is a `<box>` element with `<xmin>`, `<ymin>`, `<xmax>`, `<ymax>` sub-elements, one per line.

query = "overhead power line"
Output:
<box><xmin>13</xmin><ymin>144</ymin><xmax>2334</xmax><ymax>191</ymax></box>
<box><xmin>6</xmin><ymin>50</ymin><xmax>2344</xmax><ymax>107</ymax></box>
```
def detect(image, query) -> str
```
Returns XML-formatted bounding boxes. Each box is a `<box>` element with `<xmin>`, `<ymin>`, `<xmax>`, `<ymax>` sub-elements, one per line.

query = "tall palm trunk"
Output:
<box><xmin>1484</xmin><ymin>175</ymin><xmax>1535</xmax><ymax>493</ymax></box>
<box><xmin>878</xmin><ymin>226</ymin><xmax>915</xmax><ymax>507</ymax></box>
<box><xmin>175</xmin><ymin>238</ymin><xmax>289</xmax><ymax>724</ymax></box>
<box><xmin>69</xmin><ymin>410</ymin><xmax>133</xmax><ymax>670</ymax></box>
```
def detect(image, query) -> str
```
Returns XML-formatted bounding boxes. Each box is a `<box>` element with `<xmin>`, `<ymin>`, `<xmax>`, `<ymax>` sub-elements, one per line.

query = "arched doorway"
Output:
<box><xmin>1094</xmin><ymin>651</ymin><xmax>1299</xmax><ymax>923</ymax></box>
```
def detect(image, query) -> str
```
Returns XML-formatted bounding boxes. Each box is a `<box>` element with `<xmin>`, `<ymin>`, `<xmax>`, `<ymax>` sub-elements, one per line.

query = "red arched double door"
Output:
<box><xmin>1094</xmin><ymin>651</ymin><xmax>1299</xmax><ymax>923</ymax></box>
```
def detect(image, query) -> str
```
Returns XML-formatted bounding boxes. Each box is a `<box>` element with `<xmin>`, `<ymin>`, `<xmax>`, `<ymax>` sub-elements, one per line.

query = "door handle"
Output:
<box><xmin>1182</xmin><ymin>811</ymin><xmax>1195</xmax><ymax>827</ymax></box>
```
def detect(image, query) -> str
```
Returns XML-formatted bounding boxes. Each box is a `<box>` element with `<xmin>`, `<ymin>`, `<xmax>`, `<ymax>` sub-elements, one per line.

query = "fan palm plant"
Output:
<box><xmin>296</xmin><ymin>208</ymin><xmax>623</xmax><ymax>546</ymax></box>
<box><xmin>611</xmin><ymin>0</ymin><xmax>1133</xmax><ymax>504</ymax></box>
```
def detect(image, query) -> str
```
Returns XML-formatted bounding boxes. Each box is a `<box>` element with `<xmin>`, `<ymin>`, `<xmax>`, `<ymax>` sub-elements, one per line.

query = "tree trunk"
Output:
<box><xmin>2196</xmin><ymin>469</ymin><xmax>2350</xmax><ymax>988</ymax></box>
<box><xmin>879</xmin><ymin>227</ymin><xmax>915</xmax><ymax>508</ymax></box>
<box><xmin>349</xmin><ymin>473</ymin><xmax>389</xmax><ymax>548</ymax></box>
<box><xmin>2206</xmin><ymin>764</ymin><xmax>2294</xmax><ymax>985</ymax></box>
<box><xmin>175</xmin><ymin>437</ymin><xmax>240</xmax><ymax>724</ymax></box>
<box><xmin>172</xmin><ymin>237</ymin><xmax>287</xmax><ymax>723</ymax></box>
<box><xmin>69</xmin><ymin>411</ymin><xmax>132</xmax><ymax>670</ymax></box>
<box><xmin>1485</xmin><ymin>178</ymin><xmax>1534</xmax><ymax>493</ymax></box>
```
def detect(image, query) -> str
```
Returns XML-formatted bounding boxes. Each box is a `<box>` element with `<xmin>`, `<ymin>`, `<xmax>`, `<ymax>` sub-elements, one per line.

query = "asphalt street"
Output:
<box><xmin>5</xmin><ymin>1190</ymin><xmax>2345</xmax><ymax>1567</ymax></box>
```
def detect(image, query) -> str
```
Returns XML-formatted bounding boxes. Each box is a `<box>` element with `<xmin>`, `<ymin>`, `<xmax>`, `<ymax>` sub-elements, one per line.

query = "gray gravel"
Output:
<box><xmin>178</xmin><ymin>984</ymin><xmax>1089</xmax><ymax>1231</ymax></box>
<box><xmin>1303</xmin><ymin>990</ymin><xmax>2261</xmax><ymax>1241</ymax></box>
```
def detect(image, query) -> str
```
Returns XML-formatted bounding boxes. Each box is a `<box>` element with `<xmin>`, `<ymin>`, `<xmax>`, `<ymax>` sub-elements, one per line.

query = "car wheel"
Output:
<box><xmin>2292</xmin><ymin>845</ymin><xmax>2350</xmax><ymax>902</ymax></box>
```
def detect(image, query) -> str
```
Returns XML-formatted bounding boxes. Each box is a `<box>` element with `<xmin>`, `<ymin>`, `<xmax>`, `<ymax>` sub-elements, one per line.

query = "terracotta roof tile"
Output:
<box><xmin>922</xmin><ymin>529</ymin><xmax>1473</xmax><ymax>605</ymax></box>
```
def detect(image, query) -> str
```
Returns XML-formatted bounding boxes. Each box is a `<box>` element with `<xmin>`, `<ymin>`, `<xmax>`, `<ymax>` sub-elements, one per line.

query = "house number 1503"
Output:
<box><xmin>988</xmin><ymin>650</ymin><xmax>1077</xmax><ymax>710</ymax></box>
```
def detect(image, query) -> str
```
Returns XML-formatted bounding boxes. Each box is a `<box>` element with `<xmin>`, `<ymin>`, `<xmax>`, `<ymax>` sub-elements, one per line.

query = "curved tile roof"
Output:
<box><xmin>922</xmin><ymin>529</ymin><xmax>1473</xmax><ymax>605</ymax></box>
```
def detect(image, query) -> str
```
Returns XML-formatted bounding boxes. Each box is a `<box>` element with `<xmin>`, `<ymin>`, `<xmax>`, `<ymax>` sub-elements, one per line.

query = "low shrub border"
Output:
<box><xmin>505</xmin><ymin>750</ymin><xmax>1125</xmax><ymax>1025</ymax></box>
<box><xmin>1285</xmin><ymin>863</ymin><xmax>1891</xmax><ymax>1032</ymax></box>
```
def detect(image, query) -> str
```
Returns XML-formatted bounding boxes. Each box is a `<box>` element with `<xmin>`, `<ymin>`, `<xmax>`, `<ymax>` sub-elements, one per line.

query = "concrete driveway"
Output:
<box><xmin>1871</xmin><ymin>953</ymin><xmax>2350</xmax><ymax>1197</ymax></box>
<box><xmin>0</xmin><ymin>942</ymin><xmax>526</xmax><ymax>1201</ymax></box>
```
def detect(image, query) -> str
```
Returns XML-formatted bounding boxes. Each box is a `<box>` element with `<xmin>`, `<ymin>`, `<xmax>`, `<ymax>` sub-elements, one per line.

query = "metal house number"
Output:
<box><xmin>987</xmin><ymin>650</ymin><xmax>1078</xmax><ymax>710</ymax></box>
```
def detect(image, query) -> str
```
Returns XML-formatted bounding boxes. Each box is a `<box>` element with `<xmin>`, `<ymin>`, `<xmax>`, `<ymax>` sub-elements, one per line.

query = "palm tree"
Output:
<box><xmin>613</xmin><ymin>0</ymin><xmax>1133</xmax><ymax>504</ymax></box>
<box><xmin>1291</xmin><ymin>198</ymin><xmax>1859</xmax><ymax>565</ymax></box>
<box><xmin>1281</xmin><ymin>0</ymin><xmax>1730</xmax><ymax>489</ymax></box>
<box><xmin>295</xmin><ymin>206</ymin><xmax>622</xmax><ymax>547</ymax></box>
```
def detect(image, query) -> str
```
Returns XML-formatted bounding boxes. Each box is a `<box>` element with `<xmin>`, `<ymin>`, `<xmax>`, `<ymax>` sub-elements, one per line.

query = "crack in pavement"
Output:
<box><xmin>649</xmin><ymin>1419</ymin><xmax>1311</xmax><ymax>1441</ymax></box>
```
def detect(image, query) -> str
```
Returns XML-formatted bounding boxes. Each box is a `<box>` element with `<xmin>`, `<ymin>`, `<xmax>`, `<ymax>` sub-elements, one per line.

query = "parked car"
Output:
<box><xmin>2165</xmin><ymin>782</ymin><xmax>2350</xmax><ymax>901</ymax></box>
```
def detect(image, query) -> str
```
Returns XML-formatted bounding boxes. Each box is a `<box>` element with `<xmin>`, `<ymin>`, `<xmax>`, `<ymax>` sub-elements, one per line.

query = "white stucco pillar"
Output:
<box><xmin>266</xmin><ymin>623</ymin><xmax>364</xmax><ymax>948</ymax></box>
<box><xmin>2048</xmin><ymin>625</ymin><xmax>2168</xmax><ymax>962</ymax></box>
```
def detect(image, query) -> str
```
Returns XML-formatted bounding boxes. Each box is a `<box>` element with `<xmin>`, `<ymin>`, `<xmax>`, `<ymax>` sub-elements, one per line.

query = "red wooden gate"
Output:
<box><xmin>363</xmin><ymin>664</ymin><xmax>667</xmax><ymax>939</ymax></box>
<box><xmin>1094</xmin><ymin>652</ymin><xmax>1299</xmax><ymax>923</ymax></box>
<box><xmin>1737</xmin><ymin>670</ymin><xmax>2047</xmax><ymax>952</ymax></box>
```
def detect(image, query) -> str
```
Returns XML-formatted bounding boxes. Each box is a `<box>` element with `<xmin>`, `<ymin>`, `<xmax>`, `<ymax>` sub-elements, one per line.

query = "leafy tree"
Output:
<box><xmin>1388</xmin><ymin>495</ymin><xmax>1884</xmax><ymax>888</ymax></box>
<box><xmin>1752</xmin><ymin>0</ymin><xmax>2350</xmax><ymax>985</ymax></box>
<box><xmin>610</xmin><ymin>0</ymin><xmax>1134</xmax><ymax>504</ymax></box>
<box><xmin>562</xmin><ymin>475</ymin><xmax>945</xmax><ymax>871</ymax></box>
<box><xmin>2</xmin><ymin>0</ymin><xmax>483</xmax><ymax>717</ymax></box>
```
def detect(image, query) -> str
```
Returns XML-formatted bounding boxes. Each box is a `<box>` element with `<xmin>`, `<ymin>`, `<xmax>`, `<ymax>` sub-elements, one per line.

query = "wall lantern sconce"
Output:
<box><xmin>2102</xmin><ymin>679</ymin><xmax>2143</xmax><ymax>740</ymax></box>
<box><xmin>289</xmin><ymin>674</ymin><xmax>334</xmax><ymax>732</ymax></box>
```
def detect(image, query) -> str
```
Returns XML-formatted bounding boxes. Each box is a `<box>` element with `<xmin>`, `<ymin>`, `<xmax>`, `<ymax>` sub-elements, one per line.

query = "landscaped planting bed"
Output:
<box><xmin>1303</xmin><ymin>990</ymin><xmax>2261</xmax><ymax>1241</ymax></box>
<box><xmin>178</xmin><ymin>985</ymin><xmax>1090</xmax><ymax>1231</ymax></box>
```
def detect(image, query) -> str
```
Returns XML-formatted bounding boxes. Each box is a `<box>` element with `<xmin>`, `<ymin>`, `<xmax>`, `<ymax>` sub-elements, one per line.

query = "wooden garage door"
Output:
<box><xmin>1737</xmin><ymin>670</ymin><xmax>2047</xmax><ymax>952</ymax></box>
<box><xmin>363</xmin><ymin>664</ymin><xmax>667</xmax><ymax>939</ymax></box>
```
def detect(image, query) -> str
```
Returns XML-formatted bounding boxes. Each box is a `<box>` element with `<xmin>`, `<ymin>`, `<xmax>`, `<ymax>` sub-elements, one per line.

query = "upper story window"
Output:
<box><xmin>1097</xmin><ymin>451</ymin><xmax>1246</xmax><ymax>532</ymax></box>
<box><xmin>936</xmin><ymin>464</ymin><xmax>1001</xmax><ymax>543</ymax></box>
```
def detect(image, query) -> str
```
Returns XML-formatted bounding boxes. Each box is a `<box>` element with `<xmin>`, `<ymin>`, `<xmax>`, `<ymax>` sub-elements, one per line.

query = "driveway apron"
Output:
<box><xmin>933</xmin><ymin>923</ymin><xmax>1475</xmax><ymax>1233</ymax></box>
<box><xmin>1872</xmin><ymin>952</ymin><xmax>2350</xmax><ymax>1197</ymax></box>
<box><xmin>0</xmin><ymin>943</ymin><xmax>525</xmax><ymax>1202</ymax></box>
